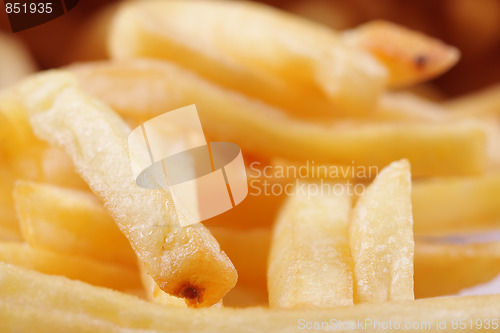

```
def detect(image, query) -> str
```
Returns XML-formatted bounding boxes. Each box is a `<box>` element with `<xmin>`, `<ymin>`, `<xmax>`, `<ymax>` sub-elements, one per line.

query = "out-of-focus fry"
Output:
<box><xmin>0</xmin><ymin>32</ymin><xmax>37</xmax><ymax>89</ymax></box>
<box><xmin>412</xmin><ymin>172</ymin><xmax>500</xmax><ymax>235</ymax></box>
<box><xmin>0</xmin><ymin>91</ymin><xmax>87</xmax><ymax>240</ymax></box>
<box><xmin>109</xmin><ymin>0</ymin><xmax>387</xmax><ymax>117</ymax></box>
<box><xmin>0</xmin><ymin>243</ymin><xmax>141</xmax><ymax>291</ymax></box>
<box><xmin>343</xmin><ymin>20</ymin><xmax>460</xmax><ymax>87</ymax></box>
<box><xmin>2</xmin><ymin>263</ymin><xmax>500</xmax><ymax>333</ymax></box>
<box><xmin>268</xmin><ymin>183</ymin><xmax>353</xmax><ymax>308</ymax></box>
<box><xmin>414</xmin><ymin>241</ymin><xmax>500</xmax><ymax>299</ymax></box>
<box><xmin>38</xmin><ymin>147</ymin><xmax>88</xmax><ymax>189</ymax></box>
<box><xmin>14</xmin><ymin>181</ymin><xmax>137</xmax><ymax>267</ymax></box>
<box><xmin>69</xmin><ymin>59</ymin><xmax>487</xmax><ymax>177</ymax></box>
<box><xmin>350</xmin><ymin>160</ymin><xmax>414</xmax><ymax>303</ymax></box>
<box><xmin>445</xmin><ymin>84</ymin><xmax>500</xmax><ymax>117</ymax></box>
<box><xmin>0</xmin><ymin>225</ymin><xmax>21</xmax><ymax>242</ymax></box>
<box><xmin>211</xmin><ymin>227</ymin><xmax>270</xmax><ymax>291</ymax></box>
<box><xmin>18</xmin><ymin>72</ymin><xmax>237</xmax><ymax>307</ymax></box>
<box><xmin>372</xmin><ymin>92</ymin><xmax>450</xmax><ymax>123</ymax></box>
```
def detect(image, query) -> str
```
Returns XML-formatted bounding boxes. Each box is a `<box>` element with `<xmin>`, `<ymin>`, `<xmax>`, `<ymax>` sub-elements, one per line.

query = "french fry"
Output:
<box><xmin>445</xmin><ymin>84</ymin><xmax>500</xmax><ymax>117</ymax></box>
<box><xmin>0</xmin><ymin>225</ymin><xmax>21</xmax><ymax>242</ymax></box>
<box><xmin>350</xmin><ymin>160</ymin><xmax>414</xmax><ymax>303</ymax></box>
<box><xmin>412</xmin><ymin>172</ymin><xmax>500</xmax><ymax>235</ymax></box>
<box><xmin>68</xmin><ymin>59</ymin><xmax>487</xmax><ymax>177</ymax></box>
<box><xmin>343</xmin><ymin>21</ymin><xmax>460</xmax><ymax>87</ymax></box>
<box><xmin>0</xmin><ymin>243</ymin><xmax>141</xmax><ymax>291</ymax></box>
<box><xmin>1</xmin><ymin>263</ymin><xmax>500</xmax><ymax>332</ymax></box>
<box><xmin>18</xmin><ymin>72</ymin><xmax>236</xmax><ymax>307</ymax></box>
<box><xmin>0</xmin><ymin>32</ymin><xmax>36</xmax><ymax>89</ymax></box>
<box><xmin>140</xmin><ymin>265</ymin><xmax>224</xmax><ymax>308</ymax></box>
<box><xmin>139</xmin><ymin>264</ymin><xmax>187</xmax><ymax>307</ymax></box>
<box><xmin>268</xmin><ymin>183</ymin><xmax>353</xmax><ymax>308</ymax></box>
<box><xmin>0</xmin><ymin>91</ymin><xmax>87</xmax><ymax>240</ymax></box>
<box><xmin>109</xmin><ymin>0</ymin><xmax>387</xmax><ymax>117</ymax></box>
<box><xmin>372</xmin><ymin>92</ymin><xmax>450</xmax><ymax>123</ymax></box>
<box><xmin>414</xmin><ymin>241</ymin><xmax>500</xmax><ymax>298</ymax></box>
<box><xmin>14</xmin><ymin>180</ymin><xmax>137</xmax><ymax>267</ymax></box>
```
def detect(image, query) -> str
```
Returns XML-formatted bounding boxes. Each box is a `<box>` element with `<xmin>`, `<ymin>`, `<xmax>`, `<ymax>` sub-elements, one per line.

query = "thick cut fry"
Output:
<box><xmin>350</xmin><ymin>160</ymin><xmax>414</xmax><ymax>303</ymax></box>
<box><xmin>414</xmin><ymin>241</ymin><xmax>500</xmax><ymax>298</ymax></box>
<box><xmin>1</xmin><ymin>263</ymin><xmax>500</xmax><ymax>332</ymax></box>
<box><xmin>268</xmin><ymin>183</ymin><xmax>353</xmax><ymax>308</ymax></box>
<box><xmin>412</xmin><ymin>172</ymin><xmax>500</xmax><ymax>235</ymax></box>
<box><xmin>0</xmin><ymin>243</ymin><xmax>141</xmax><ymax>291</ymax></box>
<box><xmin>14</xmin><ymin>181</ymin><xmax>137</xmax><ymax>267</ymax></box>
<box><xmin>343</xmin><ymin>21</ymin><xmax>460</xmax><ymax>87</ymax></box>
<box><xmin>109</xmin><ymin>0</ymin><xmax>386</xmax><ymax>117</ymax></box>
<box><xmin>17</xmin><ymin>72</ymin><xmax>237</xmax><ymax>307</ymax></box>
<box><xmin>445</xmin><ymin>84</ymin><xmax>500</xmax><ymax>117</ymax></box>
<box><xmin>69</xmin><ymin>60</ymin><xmax>487</xmax><ymax>177</ymax></box>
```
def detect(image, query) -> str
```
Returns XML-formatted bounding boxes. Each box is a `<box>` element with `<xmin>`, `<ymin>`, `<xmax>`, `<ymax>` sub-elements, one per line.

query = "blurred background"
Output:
<box><xmin>1</xmin><ymin>0</ymin><xmax>500</xmax><ymax>97</ymax></box>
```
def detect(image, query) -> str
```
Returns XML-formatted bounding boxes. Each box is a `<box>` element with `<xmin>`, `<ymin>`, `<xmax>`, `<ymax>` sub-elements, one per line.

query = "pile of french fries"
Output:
<box><xmin>1</xmin><ymin>0</ymin><xmax>500</xmax><ymax>331</ymax></box>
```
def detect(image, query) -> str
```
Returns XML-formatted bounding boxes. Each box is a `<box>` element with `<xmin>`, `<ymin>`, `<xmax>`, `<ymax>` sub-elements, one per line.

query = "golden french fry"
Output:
<box><xmin>139</xmin><ymin>264</ymin><xmax>187</xmax><ymax>307</ymax></box>
<box><xmin>445</xmin><ymin>84</ymin><xmax>500</xmax><ymax>118</ymax></box>
<box><xmin>0</xmin><ymin>32</ymin><xmax>36</xmax><ymax>89</ymax></box>
<box><xmin>0</xmin><ymin>243</ymin><xmax>141</xmax><ymax>291</ymax></box>
<box><xmin>14</xmin><ymin>180</ymin><xmax>137</xmax><ymax>267</ymax></box>
<box><xmin>412</xmin><ymin>172</ymin><xmax>500</xmax><ymax>235</ymax></box>
<box><xmin>109</xmin><ymin>0</ymin><xmax>386</xmax><ymax>117</ymax></box>
<box><xmin>68</xmin><ymin>59</ymin><xmax>487</xmax><ymax>177</ymax></box>
<box><xmin>140</xmin><ymin>265</ymin><xmax>224</xmax><ymax>308</ymax></box>
<box><xmin>268</xmin><ymin>183</ymin><xmax>353</xmax><ymax>308</ymax></box>
<box><xmin>414</xmin><ymin>241</ymin><xmax>500</xmax><ymax>298</ymax></box>
<box><xmin>18</xmin><ymin>72</ymin><xmax>236</xmax><ymax>307</ymax></box>
<box><xmin>343</xmin><ymin>20</ymin><xmax>460</xmax><ymax>87</ymax></box>
<box><xmin>2</xmin><ymin>263</ymin><xmax>500</xmax><ymax>332</ymax></box>
<box><xmin>350</xmin><ymin>160</ymin><xmax>414</xmax><ymax>303</ymax></box>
